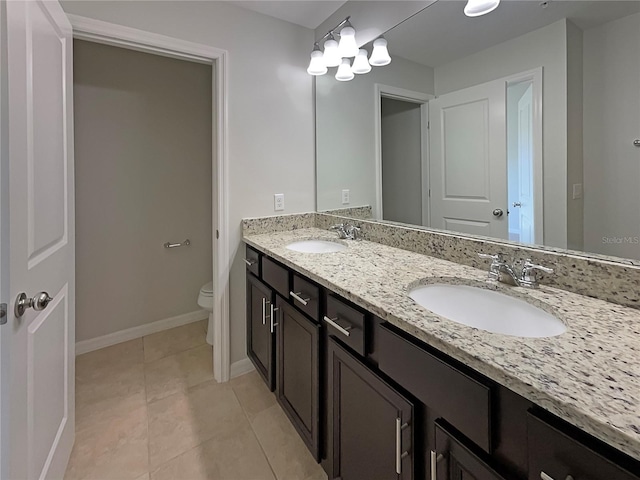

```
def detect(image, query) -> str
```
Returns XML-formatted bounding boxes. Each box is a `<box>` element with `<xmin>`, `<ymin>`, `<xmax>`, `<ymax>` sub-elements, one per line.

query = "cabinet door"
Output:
<box><xmin>434</xmin><ymin>422</ymin><xmax>506</xmax><ymax>480</ymax></box>
<box><xmin>247</xmin><ymin>273</ymin><xmax>275</xmax><ymax>391</ymax></box>
<box><xmin>329</xmin><ymin>338</ymin><xmax>414</xmax><ymax>480</ymax></box>
<box><xmin>276</xmin><ymin>298</ymin><xmax>320</xmax><ymax>460</ymax></box>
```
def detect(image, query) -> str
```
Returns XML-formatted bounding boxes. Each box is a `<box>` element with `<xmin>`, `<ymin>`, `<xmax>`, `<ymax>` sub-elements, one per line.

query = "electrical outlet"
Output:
<box><xmin>341</xmin><ymin>189</ymin><xmax>350</xmax><ymax>205</ymax></box>
<box><xmin>274</xmin><ymin>193</ymin><xmax>285</xmax><ymax>211</ymax></box>
<box><xmin>572</xmin><ymin>183</ymin><xmax>583</xmax><ymax>200</ymax></box>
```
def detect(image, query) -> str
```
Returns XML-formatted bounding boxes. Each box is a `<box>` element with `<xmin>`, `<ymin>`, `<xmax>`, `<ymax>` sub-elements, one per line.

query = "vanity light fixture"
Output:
<box><xmin>307</xmin><ymin>43</ymin><xmax>328</xmax><ymax>76</ymax></box>
<box><xmin>322</xmin><ymin>33</ymin><xmax>341</xmax><ymax>67</ymax></box>
<box><xmin>464</xmin><ymin>0</ymin><xmax>501</xmax><ymax>17</ymax></box>
<box><xmin>369</xmin><ymin>36</ymin><xmax>391</xmax><ymax>66</ymax></box>
<box><xmin>337</xmin><ymin>21</ymin><xmax>359</xmax><ymax>58</ymax></box>
<box><xmin>352</xmin><ymin>49</ymin><xmax>372</xmax><ymax>74</ymax></box>
<box><xmin>306</xmin><ymin>16</ymin><xmax>391</xmax><ymax>80</ymax></box>
<box><xmin>335</xmin><ymin>59</ymin><xmax>355</xmax><ymax>81</ymax></box>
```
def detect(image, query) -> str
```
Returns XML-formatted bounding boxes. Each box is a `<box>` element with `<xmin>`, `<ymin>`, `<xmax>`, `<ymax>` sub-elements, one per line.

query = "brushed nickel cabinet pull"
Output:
<box><xmin>290</xmin><ymin>291</ymin><xmax>310</xmax><ymax>306</ymax></box>
<box><xmin>323</xmin><ymin>316</ymin><xmax>352</xmax><ymax>337</ymax></box>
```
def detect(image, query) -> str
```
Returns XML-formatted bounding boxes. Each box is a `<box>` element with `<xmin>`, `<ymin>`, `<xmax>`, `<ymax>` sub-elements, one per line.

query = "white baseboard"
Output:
<box><xmin>230</xmin><ymin>357</ymin><xmax>255</xmax><ymax>379</ymax></box>
<box><xmin>75</xmin><ymin>309</ymin><xmax>209</xmax><ymax>355</ymax></box>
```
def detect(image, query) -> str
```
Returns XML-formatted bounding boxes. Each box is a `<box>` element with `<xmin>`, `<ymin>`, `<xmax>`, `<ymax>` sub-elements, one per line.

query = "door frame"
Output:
<box><xmin>374</xmin><ymin>84</ymin><xmax>432</xmax><ymax>225</ymax></box>
<box><xmin>68</xmin><ymin>15</ymin><xmax>232</xmax><ymax>382</ymax></box>
<box><xmin>505</xmin><ymin>67</ymin><xmax>544</xmax><ymax>245</ymax></box>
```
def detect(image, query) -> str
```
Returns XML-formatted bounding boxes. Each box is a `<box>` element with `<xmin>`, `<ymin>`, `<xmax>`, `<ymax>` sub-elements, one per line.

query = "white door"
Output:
<box><xmin>516</xmin><ymin>83</ymin><xmax>535</xmax><ymax>244</ymax></box>
<box><xmin>5</xmin><ymin>1</ymin><xmax>75</xmax><ymax>479</ymax></box>
<box><xmin>429</xmin><ymin>79</ymin><xmax>507</xmax><ymax>239</ymax></box>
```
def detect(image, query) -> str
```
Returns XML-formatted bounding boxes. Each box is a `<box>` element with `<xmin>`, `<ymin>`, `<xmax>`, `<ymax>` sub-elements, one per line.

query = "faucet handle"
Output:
<box><xmin>345</xmin><ymin>224</ymin><xmax>361</xmax><ymax>240</ymax></box>
<box><xmin>520</xmin><ymin>259</ymin><xmax>554</xmax><ymax>288</ymax></box>
<box><xmin>329</xmin><ymin>223</ymin><xmax>344</xmax><ymax>230</ymax></box>
<box><xmin>478</xmin><ymin>252</ymin><xmax>504</xmax><ymax>263</ymax></box>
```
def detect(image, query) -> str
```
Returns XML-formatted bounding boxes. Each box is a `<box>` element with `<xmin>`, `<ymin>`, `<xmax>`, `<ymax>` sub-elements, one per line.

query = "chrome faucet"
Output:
<box><xmin>329</xmin><ymin>223</ymin><xmax>361</xmax><ymax>240</ymax></box>
<box><xmin>477</xmin><ymin>253</ymin><xmax>553</xmax><ymax>288</ymax></box>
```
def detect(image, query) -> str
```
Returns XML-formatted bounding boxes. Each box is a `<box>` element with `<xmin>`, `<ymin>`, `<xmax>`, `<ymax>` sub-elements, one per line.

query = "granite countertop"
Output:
<box><xmin>243</xmin><ymin>227</ymin><xmax>640</xmax><ymax>462</ymax></box>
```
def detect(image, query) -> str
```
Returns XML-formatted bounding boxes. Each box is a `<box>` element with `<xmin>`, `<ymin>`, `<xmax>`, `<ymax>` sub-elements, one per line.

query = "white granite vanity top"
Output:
<box><xmin>243</xmin><ymin>227</ymin><xmax>640</xmax><ymax>462</ymax></box>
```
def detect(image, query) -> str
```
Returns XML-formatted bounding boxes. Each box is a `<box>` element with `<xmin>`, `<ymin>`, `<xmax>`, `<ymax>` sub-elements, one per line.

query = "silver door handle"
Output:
<box><xmin>15</xmin><ymin>292</ymin><xmax>53</xmax><ymax>318</ymax></box>
<box><xmin>395</xmin><ymin>417</ymin><xmax>409</xmax><ymax>474</ymax></box>
<box><xmin>244</xmin><ymin>258</ymin><xmax>257</xmax><ymax>266</ymax></box>
<box><xmin>290</xmin><ymin>291</ymin><xmax>310</xmax><ymax>306</ymax></box>
<box><xmin>323</xmin><ymin>316</ymin><xmax>352</xmax><ymax>337</ymax></box>
<box><xmin>492</xmin><ymin>208</ymin><xmax>504</xmax><ymax>217</ymax></box>
<box><xmin>164</xmin><ymin>239</ymin><xmax>190</xmax><ymax>249</ymax></box>
<box><xmin>262</xmin><ymin>297</ymin><xmax>267</xmax><ymax>325</ymax></box>
<box><xmin>540</xmin><ymin>473</ymin><xmax>574</xmax><ymax>480</ymax></box>
<box><xmin>430</xmin><ymin>450</ymin><xmax>444</xmax><ymax>480</ymax></box>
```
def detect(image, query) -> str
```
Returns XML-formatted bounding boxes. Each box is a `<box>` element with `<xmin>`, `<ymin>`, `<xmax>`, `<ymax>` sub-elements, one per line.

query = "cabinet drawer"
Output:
<box><xmin>244</xmin><ymin>245</ymin><xmax>260</xmax><ymax>277</ymax></box>
<box><xmin>324</xmin><ymin>294</ymin><xmax>367</xmax><ymax>356</ymax></box>
<box><xmin>377</xmin><ymin>324</ymin><xmax>492</xmax><ymax>453</ymax></box>
<box><xmin>527</xmin><ymin>411</ymin><xmax>640</xmax><ymax>480</ymax></box>
<box><xmin>262</xmin><ymin>256</ymin><xmax>290</xmax><ymax>298</ymax></box>
<box><xmin>290</xmin><ymin>274</ymin><xmax>320</xmax><ymax>322</ymax></box>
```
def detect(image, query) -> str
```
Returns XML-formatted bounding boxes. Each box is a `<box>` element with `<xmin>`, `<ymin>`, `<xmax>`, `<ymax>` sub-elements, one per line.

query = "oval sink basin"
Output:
<box><xmin>286</xmin><ymin>240</ymin><xmax>347</xmax><ymax>254</ymax></box>
<box><xmin>409</xmin><ymin>284</ymin><xmax>565</xmax><ymax>338</ymax></box>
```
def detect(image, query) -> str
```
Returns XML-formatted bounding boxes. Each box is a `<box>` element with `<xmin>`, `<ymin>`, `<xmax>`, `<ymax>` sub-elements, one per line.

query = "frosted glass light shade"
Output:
<box><xmin>307</xmin><ymin>49</ymin><xmax>327</xmax><ymax>76</ymax></box>
<box><xmin>352</xmin><ymin>49</ymin><xmax>371</xmax><ymax>74</ymax></box>
<box><xmin>464</xmin><ymin>0</ymin><xmax>500</xmax><ymax>17</ymax></box>
<box><xmin>338</xmin><ymin>25</ymin><xmax>359</xmax><ymax>58</ymax></box>
<box><xmin>369</xmin><ymin>37</ymin><xmax>391</xmax><ymax>66</ymax></box>
<box><xmin>335</xmin><ymin>59</ymin><xmax>354</xmax><ymax>82</ymax></box>
<box><xmin>323</xmin><ymin>36</ymin><xmax>341</xmax><ymax>67</ymax></box>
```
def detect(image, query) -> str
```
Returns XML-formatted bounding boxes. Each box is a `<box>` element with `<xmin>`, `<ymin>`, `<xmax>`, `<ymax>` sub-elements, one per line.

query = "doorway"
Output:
<box><xmin>374</xmin><ymin>84</ymin><xmax>431</xmax><ymax>224</ymax></box>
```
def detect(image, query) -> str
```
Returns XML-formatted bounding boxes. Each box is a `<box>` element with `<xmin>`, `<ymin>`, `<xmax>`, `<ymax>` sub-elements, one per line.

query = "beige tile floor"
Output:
<box><xmin>65</xmin><ymin>320</ymin><xmax>327</xmax><ymax>480</ymax></box>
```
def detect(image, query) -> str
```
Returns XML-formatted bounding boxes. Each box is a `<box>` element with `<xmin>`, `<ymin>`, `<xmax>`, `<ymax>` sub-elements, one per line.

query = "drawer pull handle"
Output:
<box><xmin>430</xmin><ymin>450</ymin><xmax>444</xmax><ymax>480</ymax></box>
<box><xmin>270</xmin><ymin>304</ymin><xmax>279</xmax><ymax>334</ymax></box>
<box><xmin>323</xmin><ymin>316</ymin><xmax>352</xmax><ymax>337</ymax></box>
<box><xmin>244</xmin><ymin>258</ymin><xmax>257</xmax><ymax>266</ymax></box>
<box><xmin>262</xmin><ymin>298</ymin><xmax>267</xmax><ymax>325</ymax></box>
<box><xmin>290</xmin><ymin>291</ymin><xmax>311</xmax><ymax>306</ymax></box>
<box><xmin>396</xmin><ymin>417</ymin><xmax>409</xmax><ymax>474</ymax></box>
<box><xmin>540</xmin><ymin>473</ymin><xmax>574</xmax><ymax>480</ymax></box>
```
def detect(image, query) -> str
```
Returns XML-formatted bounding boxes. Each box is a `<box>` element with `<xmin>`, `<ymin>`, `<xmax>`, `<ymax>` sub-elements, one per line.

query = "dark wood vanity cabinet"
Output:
<box><xmin>246</xmin><ymin>272</ymin><xmax>275</xmax><ymax>391</ymax></box>
<box><xmin>434</xmin><ymin>422</ymin><xmax>506</xmax><ymax>480</ymax></box>
<box><xmin>276</xmin><ymin>296</ymin><xmax>321</xmax><ymax>460</ymax></box>
<box><xmin>244</xmin><ymin>245</ymin><xmax>640</xmax><ymax>480</ymax></box>
<box><xmin>328</xmin><ymin>337</ymin><xmax>414</xmax><ymax>480</ymax></box>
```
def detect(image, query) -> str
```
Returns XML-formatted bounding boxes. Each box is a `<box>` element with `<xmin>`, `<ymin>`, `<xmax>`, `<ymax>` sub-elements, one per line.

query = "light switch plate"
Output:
<box><xmin>274</xmin><ymin>193</ymin><xmax>285</xmax><ymax>211</ymax></box>
<box><xmin>572</xmin><ymin>183</ymin><xmax>583</xmax><ymax>200</ymax></box>
<box><xmin>342</xmin><ymin>189</ymin><xmax>350</xmax><ymax>205</ymax></box>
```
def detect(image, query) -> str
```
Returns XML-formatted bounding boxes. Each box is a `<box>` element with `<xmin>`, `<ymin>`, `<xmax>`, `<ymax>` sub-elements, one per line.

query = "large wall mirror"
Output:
<box><xmin>316</xmin><ymin>0</ymin><xmax>640</xmax><ymax>261</ymax></box>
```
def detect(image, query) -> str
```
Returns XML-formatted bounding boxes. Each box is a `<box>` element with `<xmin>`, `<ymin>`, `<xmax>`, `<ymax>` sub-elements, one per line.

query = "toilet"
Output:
<box><xmin>198</xmin><ymin>281</ymin><xmax>214</xmax><ymax>346</ymax></box>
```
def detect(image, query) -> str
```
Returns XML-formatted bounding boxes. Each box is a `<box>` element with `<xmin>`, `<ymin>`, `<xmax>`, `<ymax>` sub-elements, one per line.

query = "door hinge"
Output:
<box><xmin>427</xmin><ymin>121</ymin><xmax>430</xmax><ymax>129</ymax></box>
<box><xmin>0</xmin><ymin>303</ymin><xmax>7</xmax><ymax>325</ymax></box>
<box><xmin>216</xmin><ymin>230</ymin><xmax>219</xmax><ymax>239</ymax></box>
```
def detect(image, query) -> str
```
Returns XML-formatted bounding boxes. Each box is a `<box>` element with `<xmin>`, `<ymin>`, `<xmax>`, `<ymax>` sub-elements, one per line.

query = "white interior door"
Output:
<box><xmin>516</xmin><ymin>84</ymin><xmax>535</xmax><ymax>244</ymax></box>
<box><xmin>6</xmin><ymin>1</ymin><xmax>75</xmax><ymax>478</ymax></box>
<box><xmin>429</xmin><ymin>79</ymin><xmax>507</xmax><ymax>239</ymax></box>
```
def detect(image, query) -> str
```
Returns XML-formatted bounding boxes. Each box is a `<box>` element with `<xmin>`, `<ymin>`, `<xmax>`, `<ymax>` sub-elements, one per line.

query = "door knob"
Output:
<box><xmin>512</xmin><ymin>202</ymin><xmax>522</xmax><ymax>208</ymax></box>
<box><xmin>492</xmin><ymin>208</ymin><xmax>504</xmax><ymax>217</ymax></box>
<box><xmin>15</xmin><ymin>292</ymin><xmax>53</xmax><ymax>318</ymax></box>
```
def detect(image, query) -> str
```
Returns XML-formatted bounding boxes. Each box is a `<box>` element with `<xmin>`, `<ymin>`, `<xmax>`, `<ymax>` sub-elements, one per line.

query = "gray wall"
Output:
<box><xmin>583</xmin><ymin>12</ymin><xmax>640</xmax><ymax>259</ymax></box>
<box><xmin>316</xmin><ymin>55</ymin><xmax>434</xmax><ymax>213</ymax></box>
<box><xmin>62</xmin><ymin>1</ymin><xmax>316</xmax><ymax>364</ymax></box>
<box><xmin>381</xmin><ymin>98</ymin><xmax>423</xmax><ymax>225</ymax></box>
<box><xmin>74</xmin><ymin>40</ymin><xmax>212</xmax><ymax>342</ymax></box>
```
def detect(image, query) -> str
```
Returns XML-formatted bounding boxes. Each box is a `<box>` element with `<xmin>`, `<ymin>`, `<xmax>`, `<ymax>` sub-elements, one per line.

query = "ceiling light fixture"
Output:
<box><xmin>369</xmin><ymin>36</ymin><xmax>391</xmax><ymax>66</ymax></box>
<box><xmin>337</xmin><ymin>21</ymin><xmax>359</xmax><ymax>58</ymax></box>
<box><xmin>306</xmin><ymin>16</ymin><xmax>391</xmax><ymax>80</ymax></box>
<box><xmin>307</xmin><ymin>43</ymin><xmax>327</xmax><ymax>76</ymax></box>
<box><xmin>335</xmin><ymin>58</ymin><xmax>355</xmax><ymax>82</ymax></box>
<box><xmin>464</xmin><ymin>0</ymin><xmax>501</xmax><ymax>17</ymax></box>
<box><xmin>352</xmin><ymin>49</ymin><xmax>372</xmax><ymax>74</ymax></box>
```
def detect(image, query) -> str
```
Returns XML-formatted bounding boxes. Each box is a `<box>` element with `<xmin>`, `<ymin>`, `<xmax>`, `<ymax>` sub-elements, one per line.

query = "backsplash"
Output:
<box><xmin>243</xmin><ymin>211</ymin><xmax>640</xmax><ymax>309</ymax></box>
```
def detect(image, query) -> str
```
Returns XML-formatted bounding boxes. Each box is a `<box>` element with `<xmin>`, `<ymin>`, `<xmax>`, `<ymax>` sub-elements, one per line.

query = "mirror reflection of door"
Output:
<box><xmin>508</xmin><ymin>81</ymin><xmax>535</xmax><ymax>244</ymax></box>
<box><xmin>428</xmin><ymin>78</ymin><xmax>508</xmax><ymax>239</ymax></box>
<box><xmin>381</xmin><ymin>97</ymin><xmax>424</xmax><ymax>225</ymax></box>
